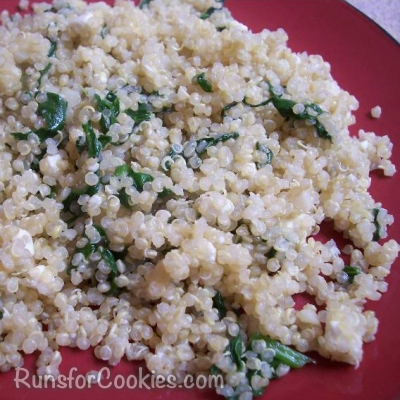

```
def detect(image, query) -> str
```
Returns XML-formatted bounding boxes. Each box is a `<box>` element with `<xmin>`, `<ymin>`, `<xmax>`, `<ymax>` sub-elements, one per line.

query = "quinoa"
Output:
<box><xmin>371</xmin><ymin>105</ymin><xmax>382</xmax><ymax>119</ymax></box>
<box><xmin>0</xmin><ymin>0</ymin><xmax>398</xmax><ymax>396</ymax></box>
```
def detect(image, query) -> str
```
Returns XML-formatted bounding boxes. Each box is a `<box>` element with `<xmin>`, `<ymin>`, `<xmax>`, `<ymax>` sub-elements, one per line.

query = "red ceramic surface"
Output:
<box><xmin>0</xmin><ymin>1</ymin><xmax>399</xmax><ymax>400</ymax></box>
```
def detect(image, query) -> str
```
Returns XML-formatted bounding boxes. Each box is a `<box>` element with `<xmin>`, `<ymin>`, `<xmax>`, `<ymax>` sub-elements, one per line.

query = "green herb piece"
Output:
<box><xmin>247</xmin><ymin>369</ymin><xmax>265</xmax><ymax>397</ymax></box>
<box><xmin>47</xmin><ymin>186</ymin><xmax>57</xmax><ymax>199</ymax></box>
<box><xmin>115</xmin><ymin>165</ymin><xmax>154</xmax><ymax>192</ymax></box>
<box><xmin>93</xmin><ymin>224</ymin><xmax>107</xmax><ymax>240</ymax></box>
<box><xmin>101</xmin><ymin>248</ymin><xmax>118</xmax><ymax>275</ymax></box>
<box><xmin>37</xmin><ymin>92</ymin><xmax>67</xmax><ymax>131</ymax></box>
<box><xmin>270</xmin><ymin>97</ymin><xmax>332</xmax><ymax>142</ymax></box>
<box><xmin>139</xmin><ymin>0</ymin><xmax>153</xmax><ymax>9</ymax></box>
<box><xmin>82</xmin><ymin>121</ymin><xmax>101</xmax><ymax>158</ymax></box>
<box><xmin>248</xmin><ymin>333</ymin><xmax>314</xmax><ymax>368</ymax></box>
<box><xmin>48</xmin><ymin>39</ymin><xmax>57</xmax><ymax>57</ymax></box>
<box><xmin>95</xmin><ymin>92</ymin><xmax>120</xmax><ymax>134</ymax></box>
<box><xmin>221</xmin><ymin>101</ymin><xmax>238</xmax><ymax>119</ymax></box>
<box><xmin>228</xmin><ymin>335</ymin><xmax>244</xmax><ymax>372</ymax></box>
<box><xmin>80</xmin><ymin>241</ymin><xmax>96</xmax><ymax>259</ymax></box>
<box><xmin>243</xmin><ymin>82</ymin><xmax>332</xmax><ymax>142</ymax></box>
<box><xmin>243</xmin><ymin>97</ymin><xmax>271</xmax><ymax>108</ymax></box>
<box><xmin>106</xmin><ymin>279</ymin><xmax>121</xmax><ymax>297</ymax></box>
<box><xmin>11</xmin><ymin>132</ymin><xmax>31</xmax><ymax>141</ymax></box>
<box><xmin>210</xmin><ymin>365</ymin><xmax>222</xmax><ymax>376</ymax></box>
<box><xmin>196</xmin><ymin>132</ymin><xmax>239</xmax><ymax>156</ymax></box>
<box><xmin>98</xmin><ymin>135</ymin><xmax>113</xmax><ymax>149</ymax></box>
<box><xmin>117</xmin><ymin>190</ymin><xmax>132</xmax><ymax>208</ymax></box>
<box><xmin>195</xmin><ymin>73</ymin><xmax>213</xmax><ymax>93</ymax></box>
<box><xmin>200</xmin><ymin>7</ymin><xmax>217</xmax><ymax>19</ymax></box>
<box><xmin>158</xmin><ymin>187</ymin><xmax>173</xmax><ymax>199</ymax></box>
<box><xmin>342</xmin><ymin>266</ymin><xmax>361</xmax><ymax>283</ymax></box>
<box><xmin>75</xmin><ymin>136</ymin><xmax>86</xmax><ymax>153</ymax></box>
<box><xmin>212</xmin><ymin>290</ymin><xmax>227</xmax><ymax>320</ymax></box>
<box><xmin>372</xmin><ymin>208</ymin><xmax>382</xmax><ymax>241</ymax></box>
<box><xmin>38</xmin><ymin>63</ymin><xmax>52</xmax><ymax>87</ymax></box>
<box><xmin>265</xmin><ymin>247</ymin><xmax>277</xmax><ymax>259</ymax></box>
<box><xmin>34</xmin><ymin>127</ymin><xmax>58</xmax><ymax>142</ymax></box>
<box><xmin>167</xmin><ymin>144</ymin><xmax>183</xmax><ymax>159</ymax></box>
<box><xmin>255</xmin><ymin>141</ymin><xmax>273</xmax><ymax>168</ymax></box>
<box><xmin>62</xmin><ymin>182</ymin><xmax>100</xmax><ymax>213</ymax></box>
<box><xmin>216</xmin><ymin>26</ymin><xmax>226</xmax><ymax>32</ymax></box>
<box><xmin>100</xmin><ymin>24</ymin><xmax>109</xmax><ymax>39</ymax></box>
<box><xmin>125</xmin><ymin>103</ymin><xmax>152</xmax><ymax>128</ymax></box>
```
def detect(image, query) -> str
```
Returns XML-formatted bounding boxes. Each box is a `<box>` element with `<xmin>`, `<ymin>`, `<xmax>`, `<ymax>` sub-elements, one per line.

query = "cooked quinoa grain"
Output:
<box><xmin>0</xmin><ymin>0</ymin><xmax>398</xmax><ymax>396</ymax></box>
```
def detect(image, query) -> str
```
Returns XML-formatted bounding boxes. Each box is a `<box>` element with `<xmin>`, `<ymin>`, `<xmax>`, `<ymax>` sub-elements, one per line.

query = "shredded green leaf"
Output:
<box><xmin>212</xmin><ymin>291</ymin><xmax>227</xmax><ymax>319</ymax></box>
<box><xmin>195</xmin><ymin>132</ymin><xmax>239</xmax><ymax>156</ymax></box>
<box><xmin>228</xmin><ymin>335</ymin><xmax>244</xmax><ymax>372</ymax></box>
<box><xmin>139</xmin><ymin>0</ymin><xmax>153</xmax><ymax>9</ymax></box>
<box><xmin>48</xmin><ymin>39</ymin><xmax>57</xmax><ymax>57</ymax></box>
<box><xmin>200</xmin><ymin>7</ymin><xmax>217</xmax><ymax>19</ymax></box>
<box><xmin>125</xmin><ymin>103</ymin><xmax>152</xmax><ymax>128</ymax></box>
<box><xmin>343</xmin><ymin>266</ymin><xmax>361</xmax><ymax>283</ymax></box>
<box><xmin>221</xmin><ymin>101</ymin><xmax>238</xmax><ymax>119</ymax></box>
<box><xmin>38</xmin><ymin>63</ymin><xmax>52</xmax><ymax>87</ymax></box>
<box><xmin>372</xmin><ymin>208</ymin><xmax>382</xmax><ymax>241</ymax></box>
<box><xmin>100</xmin><ymin>24</ymin><xmax>109</xmax><ymax>39</ymax></box>
<box><xmin>115</xmin><ymin>165</ymin><xmax>154</xmax><ymax>192</ymax></box>
<box><xmin>255</xmin><ymin>141</ymin><xmax>273</xmax><ymax>169</ymax></box>
<box><xmin>82</xmin><ymin>121</ymin><xmax>101</xmax><ymax>158</ymax></box>
<box><xmin>195</xmin><ymin>73</ymin><xmax>213</xmax><ymax>93</ymax></box>
<box><xmin>36</xmin><ymin>92</ymin><xmax>67</xmax><ymax>131</ymax></box>
<box><xmin>95</xmin><ymin>92</ymin><xmax>120</xmax><ymax>134</ymax></box>
<box><xmin>265</xmin><ymin>247</ymin><xmax>277</xmax><ymax>259</ymax></box>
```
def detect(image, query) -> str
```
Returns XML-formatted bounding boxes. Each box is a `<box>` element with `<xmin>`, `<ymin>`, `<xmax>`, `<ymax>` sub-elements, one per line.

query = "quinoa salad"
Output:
<box><xmin>0</xmin><ymin>0</ymin><xmax>398</xmax><ymax>398</ymax></box>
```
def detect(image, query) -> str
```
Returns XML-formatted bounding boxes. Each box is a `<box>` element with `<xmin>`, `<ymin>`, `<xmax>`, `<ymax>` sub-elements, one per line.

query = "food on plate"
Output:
<box><xmin>0</xmin><ymin>0</ymin><xmax>398</xmax><ymax>398</ymax></box>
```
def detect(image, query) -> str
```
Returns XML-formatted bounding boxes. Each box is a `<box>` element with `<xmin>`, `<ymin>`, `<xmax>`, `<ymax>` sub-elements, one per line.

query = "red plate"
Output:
<box><xmin>0</xmin><ymin>1</ymin><xmax>399</xmax><ymax>400</ymax></box>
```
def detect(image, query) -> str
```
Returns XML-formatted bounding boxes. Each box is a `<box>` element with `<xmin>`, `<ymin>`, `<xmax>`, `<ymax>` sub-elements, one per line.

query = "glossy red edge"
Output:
<box><xmin>0</xmin><ymin>1</ymin><xmax>399</xmax><ymax>400</ymax></box>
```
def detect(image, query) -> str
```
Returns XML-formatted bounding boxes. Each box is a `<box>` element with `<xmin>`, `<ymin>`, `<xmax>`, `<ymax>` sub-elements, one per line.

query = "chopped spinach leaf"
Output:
<box><xmin>100</xmin><ymin>24</ymin><xmax>109</xmax><ymax>39</ymax></box>
<box><xmin>343</xmin><ymin>266</ymin><xmax>361</xmax><ymax>283</ymax></box>
<box><xmin>125</xmin><ymin>103</ymin><xmax>152</xmax><ymax>128</ymax></box>
<box><xmin>265</xmin><ymin>247</ymin><xmax>277</xmax><ymax>259</ymax></box>
<box><xmin>200</xmin><ymin>7</ymin><xmax>217</xmax><ymax>19</ymax></box>
<box><xmin>210</xmin><ymin>365</ymin><xmax>222</xmax><ymax>376</ymax></box>
<box><xmin>228</xmin><ymin>335</ymin><xmax>244</xmax><ymax>372</ymax></box>
<box><xmin>115</xmin><ymin>165</ymin><xmax>154</xmax><ymax>192</ymax></box>
<box><xmin>82</xmin><ymin>121</ymin><xmax>101</xmax><ymax>158</ymax></box>
<box><xmin>196</xmin><ymin>132</ymin><xmax>239</xmax><ymax>156</ymax></box>
<box><xmin>243</xmin><ymin>97</ymin><xmax>271</xmax><ymax>108</ymax></box>
<box><xmin>48</xmin><ymin>39</ymin><xmax>57</xmax><ymax>57</ymax></box>
<box><xmin>95</xmin><ymin>92</ymin><xmax>120</xmax><ymax>134</ymax></box>
<box><xmin>139</xmin><ymin>0</ymin><xmax>153</xmax><ymax>9</ymax></box>
<box><xmin>255</xmin><ymin>141</ymin><xmax>273</xmax><ymax>168</ymax></box>
<box><xmin>270</xmin><ymin>97</ymin><xmax>332</xmax><ymax>142</ymax></box>
<box><xmin>372</xmin><ymin>208</ymin><xmax>382</xmax><ymax>241</ymax></box>
<box><xmin>212</xmin><ymin>290</ymin><xmax>227</xmax><ymax>319</ymax></box>
<box><xmin>47</xmin><ymin>186</ymin><xmax>57</xmax><ymax>199</ymax></box>
<box><xmin>248</xmin><ymin>332</ymin><xmax>314</xmax><ymax>368</ymax></box>
<box><xmin>98</xmin><ymin>135</ymin><xmax>113</xmax><ymax>148</ymax></box>
<box><xmin>11</xmin><ymin>132</ymin><xmax>31</xmax><ymax>141</ymax></box>
<box><xmin>100</xmin><ymin>248</ymin><xmax>118</xmax><ymax>275</ymax></box>
<box><xmin>34</xmin><ymin>127</ymin><xmax>58</xmax><ymax>143</ymax></box>
<box><xmin>38</xmin><ymin>63</ymin><xmax>52</xmax><ymax>87</ymax></box>
<box><xmin>158</xmin><ymin>187</ymin><xmax>173</xmax><ymax>199</ymax></box>
<box><xmin>37</xmin><ymin>92</ymin><xmax>67</xmax><ymax>131</ymax></box>
<box><xmin>195</xmin><ymin>73</ymin><xmax>213</xmax><ymax>93</ymax></box>
<box><xmin>62</xmin><ymin>182</ymin><xmax>100</xmax><ymax>214</ymax></box>
<box><xmin>221</xmin><ymin>101</ymin><xmax>238</xmax><ymax>119</ymax></box>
